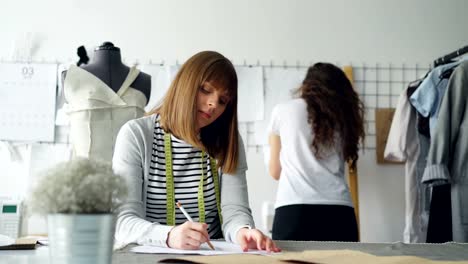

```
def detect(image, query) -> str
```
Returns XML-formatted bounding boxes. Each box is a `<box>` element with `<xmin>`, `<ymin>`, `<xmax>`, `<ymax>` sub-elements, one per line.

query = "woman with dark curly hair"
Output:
<box><xmin>267</xmin><ymin>62</ymin><xmax>365</xmax><ymax>241</ymax></box>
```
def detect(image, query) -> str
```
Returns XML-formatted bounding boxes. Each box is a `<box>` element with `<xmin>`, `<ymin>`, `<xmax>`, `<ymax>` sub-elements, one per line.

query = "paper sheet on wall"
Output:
<box><xmin>139</xmin><ymin>64</ymin><xmax>180</xmax><ymax>112</ymax></box>
<box><xmin>0</xmin><ymin>63</ymin><xmax>57</xmax><ymax>142</ymax></box>
<box><xmin>235</xmin><ymin>66</ymin><xmax>264</xmax><ymax>122</ymax></box>
<box><xmin>238</xmin><ymin>123</ymin><xmax>248</xmax><ymax>148</ymax></box>
<box><xmin>253</xmin><ymin>67</ymin><xmax>306</xmax><ymax>145</ymax></box>
<box><xmin>28</xmin><ymin>143</ymin><xmax>72</xmax><ymax>186</ymax></box>
<box><xmin>131</xmin><ymin>240</ymin><xmax>272</xmax><ymax>256</ymax></box>
<box><xmin>55</xmin><ymin>64</ymin><xmax>70</xmax><ymax>126</ymax></box>
<box><xmin>0</xmin><ymin>143</ymin><xmax>31</xmax><ymax>197</ymax></box>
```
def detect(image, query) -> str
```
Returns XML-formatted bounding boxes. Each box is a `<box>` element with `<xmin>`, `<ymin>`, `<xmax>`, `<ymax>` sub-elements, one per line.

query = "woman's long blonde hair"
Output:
<box><xmin>148</xmin><ymin>51</ymin><xmax>239</xmax><ymax>174</ymax></box>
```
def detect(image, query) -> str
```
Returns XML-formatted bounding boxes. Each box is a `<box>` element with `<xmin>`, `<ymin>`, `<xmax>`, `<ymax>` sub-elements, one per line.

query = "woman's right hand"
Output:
<box><xmin>166</xmin><ymin>221</ymin><xmax>210</xmax><ymax>249</ymax></box>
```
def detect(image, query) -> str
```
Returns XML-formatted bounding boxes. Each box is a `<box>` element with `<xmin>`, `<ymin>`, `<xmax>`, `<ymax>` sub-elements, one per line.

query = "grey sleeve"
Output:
<box><xmin>422</xmin><ymin>62</ymin><xmax>468</xmax><ymax>186</ymax></box>
<box><xmin>221</xmin><ymin>135</ymin><xmax>255</xmax><ymax>243</ymax></box>
<box><xmin>112</xmin><ymin>121</ymin><xmax>152</xmax><ymax>247</ymax></box>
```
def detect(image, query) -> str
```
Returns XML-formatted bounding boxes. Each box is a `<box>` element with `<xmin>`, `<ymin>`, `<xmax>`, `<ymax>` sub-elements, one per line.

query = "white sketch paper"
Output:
<box><xmin>131</xmin><ymin>240</ymin><xmax>273</xmax><ymax>256</ymax></box>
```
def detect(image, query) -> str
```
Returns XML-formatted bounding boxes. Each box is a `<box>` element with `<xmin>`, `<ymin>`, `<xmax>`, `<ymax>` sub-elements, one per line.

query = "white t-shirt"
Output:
<box><xmin>268</xmin><ymin>98</ymin><xmax>353</xmax><ymax>209</ymax></box>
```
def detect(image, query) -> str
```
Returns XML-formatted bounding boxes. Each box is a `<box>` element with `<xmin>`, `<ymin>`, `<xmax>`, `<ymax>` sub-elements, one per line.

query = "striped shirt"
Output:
<box><xmin>146</xmin><ymin>115</ymin><xmax>222</xmax><ymax>238</ymax></box>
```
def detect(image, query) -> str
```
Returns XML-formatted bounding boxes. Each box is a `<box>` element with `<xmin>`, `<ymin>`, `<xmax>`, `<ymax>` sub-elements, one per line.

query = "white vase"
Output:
<box><xmin>47</xmin><ymin>214</ymin><xmax>115</xmax><ymax>264</ymax></box>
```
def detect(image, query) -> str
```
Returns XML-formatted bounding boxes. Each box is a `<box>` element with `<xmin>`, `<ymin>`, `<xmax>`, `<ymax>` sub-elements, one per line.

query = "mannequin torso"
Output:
<box><xmin>62</xmin><ymin>42</ymin><xmax>151</xmax><ymax>102</ymax></box>
<box><xmin>62</xmin><ymin>42</ymin><xmax>151</xmax><ymax>162</ymax></box>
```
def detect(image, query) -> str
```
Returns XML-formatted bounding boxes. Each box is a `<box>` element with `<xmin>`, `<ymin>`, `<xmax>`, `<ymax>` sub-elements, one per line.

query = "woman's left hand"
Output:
<box><xmin>236</xmin><ymin>228</ymin><xmax>281</xmax><ymax>252</ymax></box>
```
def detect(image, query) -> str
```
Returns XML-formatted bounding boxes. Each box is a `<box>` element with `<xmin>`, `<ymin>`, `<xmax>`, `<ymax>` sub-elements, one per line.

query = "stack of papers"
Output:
<box><xmin>0</xmin><ymin>236</ymin><xmax>37</xmax><ymax>250</ymax></box>
<box><xmin>0</xmin><ymin>234</ymin><xmax>15</xmax><ymax>247</ymax></box>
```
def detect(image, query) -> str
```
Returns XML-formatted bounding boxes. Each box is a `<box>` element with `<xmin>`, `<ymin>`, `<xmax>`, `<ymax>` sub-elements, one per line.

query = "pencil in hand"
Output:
<box><xmin>176</xmin><ymin>201</ymin><xmax>216</xmax><ymax>250</ymax></box>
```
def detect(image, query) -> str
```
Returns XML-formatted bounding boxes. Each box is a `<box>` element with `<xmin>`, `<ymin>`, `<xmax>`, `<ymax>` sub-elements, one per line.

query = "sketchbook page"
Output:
<box><xmin>235</xmin><ymin>66</ymin><xmax>264</xmax><ymax>122</ymax></box>
<box><xmin>253</xmin><ymin>67</ymin><xmax>306</xmax><ymax>145</ymax></box>
<box><xmin>131</xmin><ymin>240</ymin><xmax>271</xmax><ymax>256</ymax></box>
<box><xmin>0</xmin><ymin>63</ymin><xmax>57</xmax><ymax>142</ymax></box>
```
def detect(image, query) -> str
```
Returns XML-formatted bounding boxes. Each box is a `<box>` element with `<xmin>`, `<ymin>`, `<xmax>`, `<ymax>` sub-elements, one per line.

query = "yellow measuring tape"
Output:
<box><xmin>164</xmin><ymin>133</ymin><xmax>222</xmax><ymax>226</ymax></box>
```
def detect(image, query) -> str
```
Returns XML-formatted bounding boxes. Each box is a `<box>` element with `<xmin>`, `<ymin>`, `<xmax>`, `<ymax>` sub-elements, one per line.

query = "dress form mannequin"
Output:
<box><xmin>63</xmin><ymin>42</ymin><xmax>151</xmax><ymax>101</ymax></box>
<box><xmin>62</xmin><ymin>42</ymin><xmax>152</xmax><ymax>162</ymax></box>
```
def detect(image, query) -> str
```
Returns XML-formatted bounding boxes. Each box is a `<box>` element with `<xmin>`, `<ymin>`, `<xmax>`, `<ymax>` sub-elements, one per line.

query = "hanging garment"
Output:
<box><xmin>409</xmin><ymin>59</ymin><xmax>466</xmax><ymax>137</ymax></box>
<box><xmin>64</xmin><ymin>65</ymin><xmax>147</xmax><ymax>163</ymax></box>
<box><xmin>423</xmin><ymin>60</ymin><xmax>468</xmax><ymax>242</ymax></box>
<box><xmin>413</xmin><ymin>114</ymin><xmax>431</xmax><ymax>242</ymax></box>
<box><xmin>426</xmin><ymin>184</ymin><xmax>452</xmax><ymax>243</ymax></box>
<box><xmin>384</xmin><ymin>81</ymin><xmax>427</xmax><ymax>243</ymax></box>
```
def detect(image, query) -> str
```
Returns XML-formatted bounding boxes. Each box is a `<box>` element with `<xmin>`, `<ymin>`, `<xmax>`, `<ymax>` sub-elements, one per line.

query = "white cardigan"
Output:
<box><xmin>112</xmin><ymin>114</ymin><xmax>254</xmax><ymax>249</ymax></box>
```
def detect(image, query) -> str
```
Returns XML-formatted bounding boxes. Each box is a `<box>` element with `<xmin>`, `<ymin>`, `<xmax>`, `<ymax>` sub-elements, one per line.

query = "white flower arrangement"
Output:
<box><xmin>29</xmin><ymin>158</ymin><xmax>127</xmax><ymax>214</ymax></box>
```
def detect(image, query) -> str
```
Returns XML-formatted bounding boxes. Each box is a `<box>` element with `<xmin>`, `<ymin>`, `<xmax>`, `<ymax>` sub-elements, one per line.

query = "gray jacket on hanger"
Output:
<box><xmin>422</xmin><ymin>60</ymin><xmax>468</xmax><ymax>242</ymax></box>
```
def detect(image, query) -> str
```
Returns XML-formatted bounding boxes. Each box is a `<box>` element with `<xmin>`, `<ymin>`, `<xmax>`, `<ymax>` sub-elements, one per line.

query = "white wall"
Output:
<box><xmin>2</xmin><ymin>0</ymin><xmax>467</xmax><ymax>64</ymax></box>
<box><xmin>1</xmin><ymin>0</ymin><xmax>467</xmax><ymax>242</ymax></box>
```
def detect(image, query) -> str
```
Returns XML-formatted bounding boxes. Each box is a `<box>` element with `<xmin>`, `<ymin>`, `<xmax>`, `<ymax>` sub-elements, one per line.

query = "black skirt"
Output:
<box><xmin>272</xmin><ymin>204</ymin><xmax>358</xmax><ymax>242</ymax></box>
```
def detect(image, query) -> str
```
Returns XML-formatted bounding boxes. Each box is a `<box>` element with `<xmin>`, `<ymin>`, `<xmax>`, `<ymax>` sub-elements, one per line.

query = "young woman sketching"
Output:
<box><xmin>113</xmin><ymin>51</ymin><xmax>279</xmax><ymax>252</ymax></box>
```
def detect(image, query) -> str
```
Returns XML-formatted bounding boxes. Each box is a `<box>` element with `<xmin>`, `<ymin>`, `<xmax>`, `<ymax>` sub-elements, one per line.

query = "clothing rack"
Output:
<box><xmin>433</xmin><ymin>45</ymin><xmax>468</xmax><ymax>68</ymax></box>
